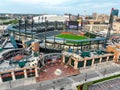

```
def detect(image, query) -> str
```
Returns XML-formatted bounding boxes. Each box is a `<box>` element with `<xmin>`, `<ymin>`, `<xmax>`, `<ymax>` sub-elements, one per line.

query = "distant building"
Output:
<box><xmin>84</xmin><ymin>24</ymin><xmax>108</xmax><ymax>32</ymax></box>
<box><xmin>33</xmin><ymin>15</ymin><xmax>69</xmax><ymax>22</ymax></box>
<box><xmin>113</xmin><ymin>22</ymin><xmax>120</xmax><ymax>34</ymax></box>
<box><xmin>92</xmin><ymin>13</ymin><xmax>97</xmax><ymax>20</ymax></box>
<box><xmin>0</xmin><ymin>25</ymin><xmax>8</xmax><ymax>33</ymax></box>
<box><xmin>86</xmin><ymin>19</ymin><xmax>101</xmax><ymax>24</ymax></box>
<box><xmin>92</xmin><ymin>13</ymin><xmax>110</xmax><ymax>23</ymax></box>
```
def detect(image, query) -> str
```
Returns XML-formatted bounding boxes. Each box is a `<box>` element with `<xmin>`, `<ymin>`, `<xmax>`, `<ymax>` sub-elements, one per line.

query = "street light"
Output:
<box><xmin>9</xmin><ymin>81</ymin><xmax>12</xmax><ymax>88</ymax></box>
<box><xmin>85</xmin><ymin>73</ymin><xmax>87</xmax><ymax>81</ymax></box>
<box><xmin>95</xmin><ymin>60</ymin><xmax>98</xmax><ymax>69</ymax></box>
<box><xmin>103</xmin><ymin>68</ymin><xmax>107</xmax><ymax>76</ymax></box>
<box><xmin>52</xmin><ymin>81</ymin><xmax>56</xmax><ymax>90</ymax></box>
<box><xmin>39</xmin><ymin>82</ymin><xmax>41</xmax><ymax>90</ymax></box>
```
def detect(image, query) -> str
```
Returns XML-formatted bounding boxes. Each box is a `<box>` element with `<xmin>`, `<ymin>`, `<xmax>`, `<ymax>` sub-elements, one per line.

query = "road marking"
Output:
<box><xmin>95</xmin><ymin>71</ymin><xmax>103</xmax><ymax>77</ymax></box>
<box><xmin>68</xmin><ymin>77</ymin><xmax>76</xmax><ymax>82</ymax></box>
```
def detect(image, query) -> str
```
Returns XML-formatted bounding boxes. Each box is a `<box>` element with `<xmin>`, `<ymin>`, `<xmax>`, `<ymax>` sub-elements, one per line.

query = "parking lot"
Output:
<box><xmin>89</xmin><ymin>77</ymin><xmax>120</xmax><ymax>90</ymax></box>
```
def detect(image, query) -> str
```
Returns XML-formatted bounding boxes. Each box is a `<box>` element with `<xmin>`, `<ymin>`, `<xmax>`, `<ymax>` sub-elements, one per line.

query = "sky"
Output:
<box><xmin>0</xmin><ymin>0</ymin><xmax>120</xmax><ymax>15</ymax></box>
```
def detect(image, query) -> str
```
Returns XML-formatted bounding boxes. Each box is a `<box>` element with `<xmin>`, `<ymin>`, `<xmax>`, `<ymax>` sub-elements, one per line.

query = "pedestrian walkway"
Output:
<box><xmin>80</xmin><ymin>61</ymin><xmax>116</xmax><ymax>73</ymax></box>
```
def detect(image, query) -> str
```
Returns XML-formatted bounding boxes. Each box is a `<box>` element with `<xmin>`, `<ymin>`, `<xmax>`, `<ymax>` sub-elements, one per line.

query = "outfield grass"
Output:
<box><xmin>56</xmin><ymin>34</ymin><xmax>89</xmax><ymax>45</ymax></box>
<box><xmin>56</xmin><ymin>34</ymin><xmax>88</xmax><ymax>40</ymax></box>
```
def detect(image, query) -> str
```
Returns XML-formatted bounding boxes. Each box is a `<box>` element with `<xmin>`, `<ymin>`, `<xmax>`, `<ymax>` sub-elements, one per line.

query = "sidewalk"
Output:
<box><xmin>73</xmin><ymin>62</ymin><xmax>120</xmax><ymax>89</ymax></box>
<box><xmin>80</xmin><ymin>61</ymin><xmax>115</xmax><ymax>73</ymax></box>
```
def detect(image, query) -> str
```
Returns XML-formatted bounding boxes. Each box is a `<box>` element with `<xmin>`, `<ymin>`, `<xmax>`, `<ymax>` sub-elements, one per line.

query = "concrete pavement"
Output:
<box><xmin>2</xmin><ymin>61</ymin><xmax>120</xmax><ymax>90</ymax></box>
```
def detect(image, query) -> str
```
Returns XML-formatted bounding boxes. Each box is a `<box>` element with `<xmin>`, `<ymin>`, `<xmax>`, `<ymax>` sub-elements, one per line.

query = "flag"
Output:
<box><xmin>112</xmin><ymin>9</ymin><xmax>119</xmax><ymax>16</ymax></box>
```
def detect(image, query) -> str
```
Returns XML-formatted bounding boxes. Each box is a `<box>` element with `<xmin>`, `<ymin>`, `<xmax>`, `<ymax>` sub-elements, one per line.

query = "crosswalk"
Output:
<box><xmin>95</xmin><ymin>71</ymin><xmax>103</xmax><ymax>77</ymax></box>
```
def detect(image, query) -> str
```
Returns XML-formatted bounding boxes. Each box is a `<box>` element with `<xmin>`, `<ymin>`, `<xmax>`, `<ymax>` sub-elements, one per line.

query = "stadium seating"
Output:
<box><xmin>81</xmin><ymin>51</ymin><xmax>90</xmax><ymax>57</ymax></box>
<box><xmin>13</xmin><ymin>21</ymin><xmax>64</xmax><ymax>34</ymax></box>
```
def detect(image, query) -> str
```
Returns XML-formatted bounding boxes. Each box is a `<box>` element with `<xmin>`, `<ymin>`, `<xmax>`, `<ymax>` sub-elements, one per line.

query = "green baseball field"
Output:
<box><xmin>56</xmin><ymin>34</ymin><xmax>88</xmax><ymax>40</ymax></box>
<box><xmin>56</xmin><ymin>34</ymin><xmax>89</xmax><ymax>44</ymax></box>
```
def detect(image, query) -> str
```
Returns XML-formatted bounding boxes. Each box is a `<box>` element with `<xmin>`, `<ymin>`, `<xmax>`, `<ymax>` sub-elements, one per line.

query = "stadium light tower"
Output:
<box><xmin>77</xmin><ymin>13</ymin><xmax>79</xmax><ymax>30</ymax></box>
<box><xmin>31</xmin><ymin>16</ymin><xmax>34</xmax><ymax>39</ymax></box>
<box><xmin>38</xmin><ymin>16</ymin><xmax>40</xmax><ymax>23</ymax></box>
<box><xmin>54</xmin><ymin>21</ymin><xmax>56</xmax><ymax>48</ymax></box>
<box><xmin>42</xmin><ymin>16</ymin><xmax>43</xmax><ymax>22</ymax></box>
<box><xmin>18</xmin><ymin>18</ymin><xmax>22</xmax><ymax>40</ymax></box>
<box><xmin>44</xmin><ymin>20</ymin><xmax>48</xmax><ymax>49</ymax></box>
<box><xmin>105</xmin><ymin>8</ymin><xmax>119</xmax><ymax>44</ymax></box>
<box><xmin>24</xmin><ymin>18</ymin><xmax>28</xmax><ymax>39</ymax></box>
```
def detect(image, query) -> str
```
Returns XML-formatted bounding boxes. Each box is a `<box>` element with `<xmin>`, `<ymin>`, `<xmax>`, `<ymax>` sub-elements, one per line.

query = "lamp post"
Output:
<box><xmin>9</xmin><ymin>81</ymin><xmax>12</xmax><ymax>88</ymax></box>
<box><xmin>39</xmin><ymin>82</ymin><xmax>41</xmax><ymax>90</ymax></box>
<box><xmin>85</xmin><ymin>73</ymin><xmax>87</xmax><ymax>81</ymax></box>
<box><xmin>52</xmin><ymin>81</ymin><xmax>56</xmax><ymax>90</ymax></box>
<box><xmin>103</xmin><ymin>68</ymin><xmax>107</xmax><ymax>76</ymax></box>
<box><xmin>95</xmin><ymin>61</ymin><xmax>98</xmax><ymax>69</ymax></box>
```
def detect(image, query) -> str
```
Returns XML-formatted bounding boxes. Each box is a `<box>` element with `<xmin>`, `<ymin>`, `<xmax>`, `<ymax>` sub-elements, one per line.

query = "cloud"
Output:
<box><xmin>92</xmin><ymin>3</ymin><xmax>117</xmax><ymax>9</ymax></box>
<box><xmin>0</xmin><ymin>0</ymin><xmax>119</xmax><ymax>14</ymax></box>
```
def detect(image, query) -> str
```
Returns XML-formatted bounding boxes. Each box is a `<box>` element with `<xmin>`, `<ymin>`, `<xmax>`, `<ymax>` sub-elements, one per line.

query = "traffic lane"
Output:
<box><xmin>70</xmin><ymin>73</ymin><xmax>85</xmax><ymax>82</ymax></box>
<box><xmin>99</xmin><ymin>66</ymin><xmax>120</xmax><ymax>75</ymax></box>
<box><xmin>86</xmin><ymin>72</ymin><xmax>99</xmax><ymax>80</ymax></box>
<box><xmin>71</xmin><ymin>72</ymin><xmax>98</xmax><ymax>82</ymax></box>
<box><xmin>7</xmin><ymin>78</ymin><xmax>72</xmax><ymax>90</ymax></box>
<box><xmin>41</xmin><ymin>78</ymin><xmax>72</xmax><ymax>90</ymax></box>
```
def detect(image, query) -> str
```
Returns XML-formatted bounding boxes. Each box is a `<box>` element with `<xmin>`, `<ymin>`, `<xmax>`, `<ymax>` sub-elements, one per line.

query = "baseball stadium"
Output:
<box><xmin>0</xmin><ymin>12</ymin><xmax>120</xmax><ymax>90</ymax></box>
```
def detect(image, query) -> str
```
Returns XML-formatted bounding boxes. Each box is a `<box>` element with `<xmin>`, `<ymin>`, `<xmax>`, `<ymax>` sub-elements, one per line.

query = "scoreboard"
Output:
<box><xmin>67</xmin><ymin>21</ymin><xmax>79</xmax><ymax>30</ymax></box>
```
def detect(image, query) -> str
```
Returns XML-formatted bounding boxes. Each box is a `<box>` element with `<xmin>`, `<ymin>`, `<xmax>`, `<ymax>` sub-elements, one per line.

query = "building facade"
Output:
<box><xmin>92</xmin><ymin>13</ymin><xmax>109</xmax><ymax>23</ymax></box>
<box><xmin>84</xmin><ymin>24</ymin><xmax>108</xmax><ymax>32</ymax></box>
<box><xmin>113</xmin><ymin>22</ymin><xmax>120</xmax><ymax>34</ymax></box>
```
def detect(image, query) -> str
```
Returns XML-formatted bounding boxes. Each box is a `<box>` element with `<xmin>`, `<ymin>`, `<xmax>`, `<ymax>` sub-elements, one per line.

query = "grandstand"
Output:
<box><xmin>8</xmin><ymin>21</ymin><xmax>64</xmax><ymax>39</ymax></box>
